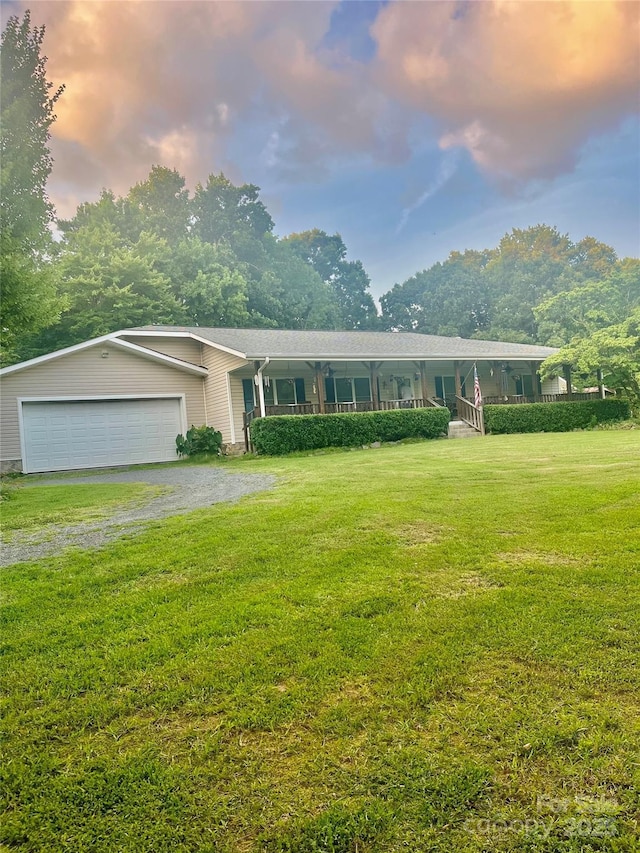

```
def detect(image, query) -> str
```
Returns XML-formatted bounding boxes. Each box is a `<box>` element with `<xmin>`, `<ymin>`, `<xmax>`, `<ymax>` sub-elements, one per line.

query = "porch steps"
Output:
<box><xmin>447</xmin><ymin>419</ymin><xmax>481</xmax><ymax>439</ymax></box>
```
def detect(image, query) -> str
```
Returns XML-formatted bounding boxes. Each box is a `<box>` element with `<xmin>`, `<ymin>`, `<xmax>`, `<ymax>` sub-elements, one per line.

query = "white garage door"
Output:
<box><xmin>22</xmin><ymin>398</ymin><xmax>183</xmax><ymax>473</ymax></box>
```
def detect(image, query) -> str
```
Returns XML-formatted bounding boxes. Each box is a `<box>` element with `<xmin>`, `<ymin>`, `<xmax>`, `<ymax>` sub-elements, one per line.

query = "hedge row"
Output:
<box><xmin>484</xmin><ymin>398</ymin><xmax>630</xmax><ymax>434</ymax></box>
<box><xmin>250</xmin><ymin>407</ymin><xmax>451</xmax><ymax>455</ymax></box>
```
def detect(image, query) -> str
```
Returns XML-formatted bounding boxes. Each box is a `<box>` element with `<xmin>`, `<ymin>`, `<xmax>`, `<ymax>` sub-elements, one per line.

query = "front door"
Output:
<box><xmin>435</xmin><ymin>375</ymin><xmax>465</xmax><ymax>414</ymax></box>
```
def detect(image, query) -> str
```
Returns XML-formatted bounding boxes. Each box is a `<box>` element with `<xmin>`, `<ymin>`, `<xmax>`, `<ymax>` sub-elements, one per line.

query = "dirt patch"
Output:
<box><xmin>497</xmin><ymin>551</ymin><xmax>582</xmax><ymax>567</ymax></box>
<box><xmin>397</xmin><ymin>521</ymin><xmax>446</xmax><ymax>546</ymax></box>
<box><xmin>437</xmin><ymin>573</ymin><xmax>503</xmax><ymax>599</ymax></box>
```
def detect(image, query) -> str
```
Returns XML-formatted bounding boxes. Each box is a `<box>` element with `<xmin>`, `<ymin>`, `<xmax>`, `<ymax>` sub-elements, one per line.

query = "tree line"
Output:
<box><xmin>2</xmin><ymin>12</ymin><xmax>639</xmax><ymax>400</ymax></box>
<box><xmin>18</xmin><ymin>168</ymin><xmax>380</xmax><ymax>362</ymax></box>
<box><xmin>381</xmin><ymin>228</ymin><xmax>639</xmax><ymax>397</ymax></box>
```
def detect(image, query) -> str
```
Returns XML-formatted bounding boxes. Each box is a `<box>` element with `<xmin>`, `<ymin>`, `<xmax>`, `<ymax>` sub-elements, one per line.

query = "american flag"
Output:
<box><xmin>473</xmin><ymin>363</ymin><xmax>482</xmax><ymax>408</ymax></box>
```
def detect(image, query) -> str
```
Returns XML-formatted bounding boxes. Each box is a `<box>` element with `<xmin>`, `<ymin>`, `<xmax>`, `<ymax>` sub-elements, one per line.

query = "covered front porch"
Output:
<box><xmin>254</xmin><ymin>390</ymin><xmax>606</xmax><ymax>418</ymax></box>
<box><xmin>235</xmin><ymin>357</ymin><xmax>604</xmax><ymax>448</ymax></box>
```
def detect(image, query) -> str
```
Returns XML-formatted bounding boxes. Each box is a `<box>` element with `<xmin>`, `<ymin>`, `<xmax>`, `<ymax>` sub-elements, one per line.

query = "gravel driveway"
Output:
<box><xmin>1</xmin><ymin>466</ymin><xmax>276</xmax><ymax>566</ymax></box>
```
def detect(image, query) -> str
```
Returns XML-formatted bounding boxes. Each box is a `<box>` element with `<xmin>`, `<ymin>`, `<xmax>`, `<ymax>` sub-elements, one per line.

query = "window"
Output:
<box><xmin>324</xmin><ymin>377</ymin><xmax>372</xmax><ymax>404</ymax></box>
<box><xmin>262</xmin><ymin>377</ymin><xmax>306</xmax><ymax>405</ymax></box>
<box><xmin>276</xmin><ymin>378</ymin><xmax>295</xmax><ymax>405</ymax></box>
<box><xmin>354</xmin><ymin>377</ymin><xmax>371</xmax><ymax>402</ymax></box>
<box><xmin>335</xmin><ymin>378</ymin><xmax>352</xmax><ymax>403</ymax></box>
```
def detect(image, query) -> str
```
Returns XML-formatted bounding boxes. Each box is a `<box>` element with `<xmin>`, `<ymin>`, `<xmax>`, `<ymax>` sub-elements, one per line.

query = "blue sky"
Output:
<box><xmin>8</xmin><ymin>0</ymin><xmax>640</xmax><ymax>296</ymax></box>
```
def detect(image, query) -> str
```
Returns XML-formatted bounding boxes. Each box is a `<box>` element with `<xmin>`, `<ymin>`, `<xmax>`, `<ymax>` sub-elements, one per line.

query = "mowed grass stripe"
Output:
<box><xmin>1</xmin><ymin>431</ymin><xmax>639</xmax><ymax>852</ymax></box>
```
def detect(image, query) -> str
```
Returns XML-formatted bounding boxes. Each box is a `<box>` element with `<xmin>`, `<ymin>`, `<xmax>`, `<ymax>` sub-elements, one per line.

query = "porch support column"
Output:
<box><xmin>529</xmin><ymin>361</ymin><xmax>541</xmax><ymax>401</ymax></box>
<box><xmin>454</xmin><ymin>360</ymin><xmax>462</xmax><ymax>398</ymax></box>
<box><xmin>563</xmin><ymin>363</ymin><xmax>573</xmax><ymax>399</ymax></box>
<box><xmin>597</xmin><ymin>368</ymin><xmax>606</xmax><ymax>399</ymax></box>
<box><xmin>419</xmin><ymin>360</ymin><xmax>429</xmax><ymax>402</ymax></box>
<box><xmin>315</xmin><ymin>361</ymin><xmax>326</xmax><ymax>414</ymax></box>
<box><xmin>369</xmin><ymin>361</ymin><xmax>381</xmax><ymax>410</ymax></box>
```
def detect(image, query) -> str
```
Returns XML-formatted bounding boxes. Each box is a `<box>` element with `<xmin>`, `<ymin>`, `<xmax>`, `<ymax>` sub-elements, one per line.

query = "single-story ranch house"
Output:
<box><xmin>0</xmin><ymin>325</ymin><xmax>587</xmax><ymax>473</ymax></box>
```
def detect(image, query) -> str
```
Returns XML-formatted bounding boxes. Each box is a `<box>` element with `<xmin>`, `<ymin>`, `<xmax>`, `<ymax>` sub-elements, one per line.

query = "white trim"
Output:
<box><xmin>109</xmin><ymin>338</ymin><xmax>208</xmax><ymax>375</ymax></box>
<box><xmin>18</xmin><ymin>394</ymin><xmax>187</xmax><ymax>474</ymax></box>
<box><xmin>225</xmin><ymin>372</ymin><xmax>236</xmax><ymax>445</ymax></box>
<box><xmin>242</xmin><ymin>354</ymin><xmax>553</xmax><ymax>363</ymax></box>
<box><xmin>0</xmin><ymin>333</ymin><xmax>208</xmax><ymax>377</ymax></box>
<box><xmin>17</xmin><ymin>402</ymin><xmax>27</xmax><ymax>475</ymax></box>
<box><xmin>0</xmin><ymin>332</ymin><xmax>121</xmax><ymax>376</ymax></box>
<box><xmin>118</xmin><ymin>330</ymin><xmax>247</xmax><ymax>360</ymax></box>
<box><xmin>202</xmin><ymin>363</ymin><xmax>209</xmax><ymax>426</ymax></box>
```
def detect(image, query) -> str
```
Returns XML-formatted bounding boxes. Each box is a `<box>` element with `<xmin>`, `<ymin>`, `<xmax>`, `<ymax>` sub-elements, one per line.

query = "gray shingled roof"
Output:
<box><xmin>132</xmin><ymin>326</ymin><xmax>558</xmax><ymax>361</ymax></box>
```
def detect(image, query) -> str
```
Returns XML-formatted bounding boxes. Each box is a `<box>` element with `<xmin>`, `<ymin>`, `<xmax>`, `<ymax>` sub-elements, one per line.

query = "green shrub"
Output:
<box><xmin>484</xmin><ymin>398</ymin><xmax>630</xmax><ymax>435</ymax></box>
<box><xmin>250</xmin><ymin>407</ymin><xmax>450</xmax><ymax>455</ymax></box>
<box><xmin>175</xmin><ymin>424</ymin><xmax>223</xmax><ymax>457</ymax></box>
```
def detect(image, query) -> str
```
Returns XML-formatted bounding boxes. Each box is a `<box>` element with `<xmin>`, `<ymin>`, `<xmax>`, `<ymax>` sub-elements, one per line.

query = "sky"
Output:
<box><xmin>4</xmin><ymin>0</ymin><xmax>640</xmax><ymax>296</ymax></box>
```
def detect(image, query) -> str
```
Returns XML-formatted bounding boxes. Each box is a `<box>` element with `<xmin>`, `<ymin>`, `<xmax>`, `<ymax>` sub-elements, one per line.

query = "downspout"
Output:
<box><xmin>255</xmin><ymin>357</ymin><xmax>270</xmax><ymax>417</ymax></box>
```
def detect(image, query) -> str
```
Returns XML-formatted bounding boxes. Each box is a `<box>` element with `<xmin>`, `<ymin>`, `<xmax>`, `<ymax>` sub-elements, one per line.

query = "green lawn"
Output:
<box><xmin>1</xmin><ymin>482</ymin><xmax>164</xmax><ymax>538</ymax></box>
<box><xmin>1</xmin><ymin>432</ymin><xmax>639</xmax><ymax>852</ymax></box>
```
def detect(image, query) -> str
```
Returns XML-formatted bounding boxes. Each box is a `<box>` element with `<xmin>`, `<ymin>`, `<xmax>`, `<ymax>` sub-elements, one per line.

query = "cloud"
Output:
<box><xmin>9</xmin><ymin>0</ymin><xmax>639</xmax><ymax>222</ymax></box>
<box><xmin>371</xmin><ymin>0</ymin><xmax>640</xmax><ymax>181</ymax></box>
<box><xmin>396</xmin><ymin>149</ymin><xmax>461</xmax><ymax>234</ymax></box>
<box><xmin>22</xmin><ymin>0</ymin><xmax>355</xmax><ymax>212</ymax></box>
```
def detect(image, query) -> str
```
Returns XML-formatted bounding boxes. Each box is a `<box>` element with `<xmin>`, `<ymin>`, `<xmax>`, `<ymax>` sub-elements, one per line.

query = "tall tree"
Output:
<box><xmin>0</xmin><ymin>12</ymin><xmax>64</xmax><ymax>361</ymax></box>
<box><xmin>230</xmin><ymin>237</ymin><xmax>341</xmax><ymax>330</ymax></box>
<box><xmin>481</xmin><ymin>225</ymin><xmax>576</xmax><ymax>343</ymax></box>
<box><xmin>380</xmin><ymin>226</ymin><xmax>620</xmax><ymax>343</ymax></box>
<box><xmin>542</xmin><ymin>308</ymin><xmax>640</xmax><ymax>404</ymax></box>
<box><xmin>258</xmin><ymin>239</ymin><xmax>340</xmax><ymax>330</ymax></box>
<box><xmin>19</xmin><ymin>224</ymin><xmax>185</xmax><ymax>358</ymax></box>
<box><xmin>283</xmin><ymin>229</ymin><xmax>378</xmax><ymax>329</ymax></box>
<box><xmin>380</xmin><ymin>249</ymin><xmax>493</xmax><ymax>337</ymax></box>
<box><xmin>192</xmin><ymin>174</ymin><xmax>274</xmax><ymax>249</ymax></box>
<box><xmin>169</xmin><ymin>239</ymin><xmax>250</xmax><ymax>328</ymax></box>
<box><xmin>126</xmin><ymin>166</ymin><xmax>191</xmax><ymax>246</ymax></box>
<box><xmin>539</xmin><ymin>258</ymin><xmax>640</xmax><ymax>401</ymax></box>
<box><xmin>58</xmin><ymin>190</ymin><xmax>128</xmax><ymax>238</ymax></box>
<box><xmin>535</xmin><ymin>259</ymin><xmax>640</xmax><ymax>347</ymax></box>
<box><xmin>24</xmin><ymin>168</ymin><xmax>345</xmax><ymax>352</ymax></box>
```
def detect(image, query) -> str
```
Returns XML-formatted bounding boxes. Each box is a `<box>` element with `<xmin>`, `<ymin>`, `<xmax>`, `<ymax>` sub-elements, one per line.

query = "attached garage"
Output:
<box><xmin>0</xmin><ymin>335</ymin><xmax>208</xmax><ymax>473</ymax></box>
<box><xmin>20</xmin><ymin>397</ymin><xmax>185</xmax><ymax>474</ymax></box>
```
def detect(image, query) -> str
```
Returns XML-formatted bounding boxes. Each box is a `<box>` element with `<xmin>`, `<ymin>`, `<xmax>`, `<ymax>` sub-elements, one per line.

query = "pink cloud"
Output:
<box><xmin>371</xmin><ymin>0</ymin><xmax>640</xmax><ymax>180</ymax></box>
<box><xmin>9</xmin><ymin>0</ymin><xmax>640</xmax><ymax>220</ymax></box>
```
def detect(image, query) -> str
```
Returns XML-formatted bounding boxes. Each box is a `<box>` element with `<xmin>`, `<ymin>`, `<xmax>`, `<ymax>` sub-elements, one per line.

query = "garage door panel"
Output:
<box><xmin>22</xmin><ymin>399</ymin><xmax>182</xmax><ymax>473</ymax></box>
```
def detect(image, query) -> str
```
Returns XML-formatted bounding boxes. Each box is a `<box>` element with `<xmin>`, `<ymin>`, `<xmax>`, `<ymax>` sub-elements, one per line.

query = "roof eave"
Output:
<box><xmin>0</xmin><ymin>332</ymin><xmax>209</xmax><ymax>378</ymax></box>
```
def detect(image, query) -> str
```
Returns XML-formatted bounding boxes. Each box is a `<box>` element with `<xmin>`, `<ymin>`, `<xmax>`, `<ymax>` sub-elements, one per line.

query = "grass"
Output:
<box><xmin>1</xmin><ymin>482</ymin><xmax>165</xmax><ymax>538</ymax></box>
<box><xmin>1</xmin><ymin>431</ymin><xmax>639</xmax><ymax>852</ymax></box>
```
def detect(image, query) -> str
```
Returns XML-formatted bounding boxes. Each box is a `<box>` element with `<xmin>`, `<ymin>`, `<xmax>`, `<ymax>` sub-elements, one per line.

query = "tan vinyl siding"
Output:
<box><xmin>542</xmin><ymin>376</ymin><xmax>563</xmax><ymax>395</ymax></box>
<box><xmin>200</xmin><ymin>347</ymin><xmax>249</xmax><ymax>443</ymax></box>
<box><xmin>120</xmin><ymin>335</ymin><xmax>204</xmax><ymax>366</ymax></box>
<box><xmin>229</xmin><ymin>375</ymin><xmax>248</xmax><ymax>443</ymax></box>
<box><xmin>0</xmin><ymin>343</ymin><xmax>206</xmax><ymax>464</ymax></box>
